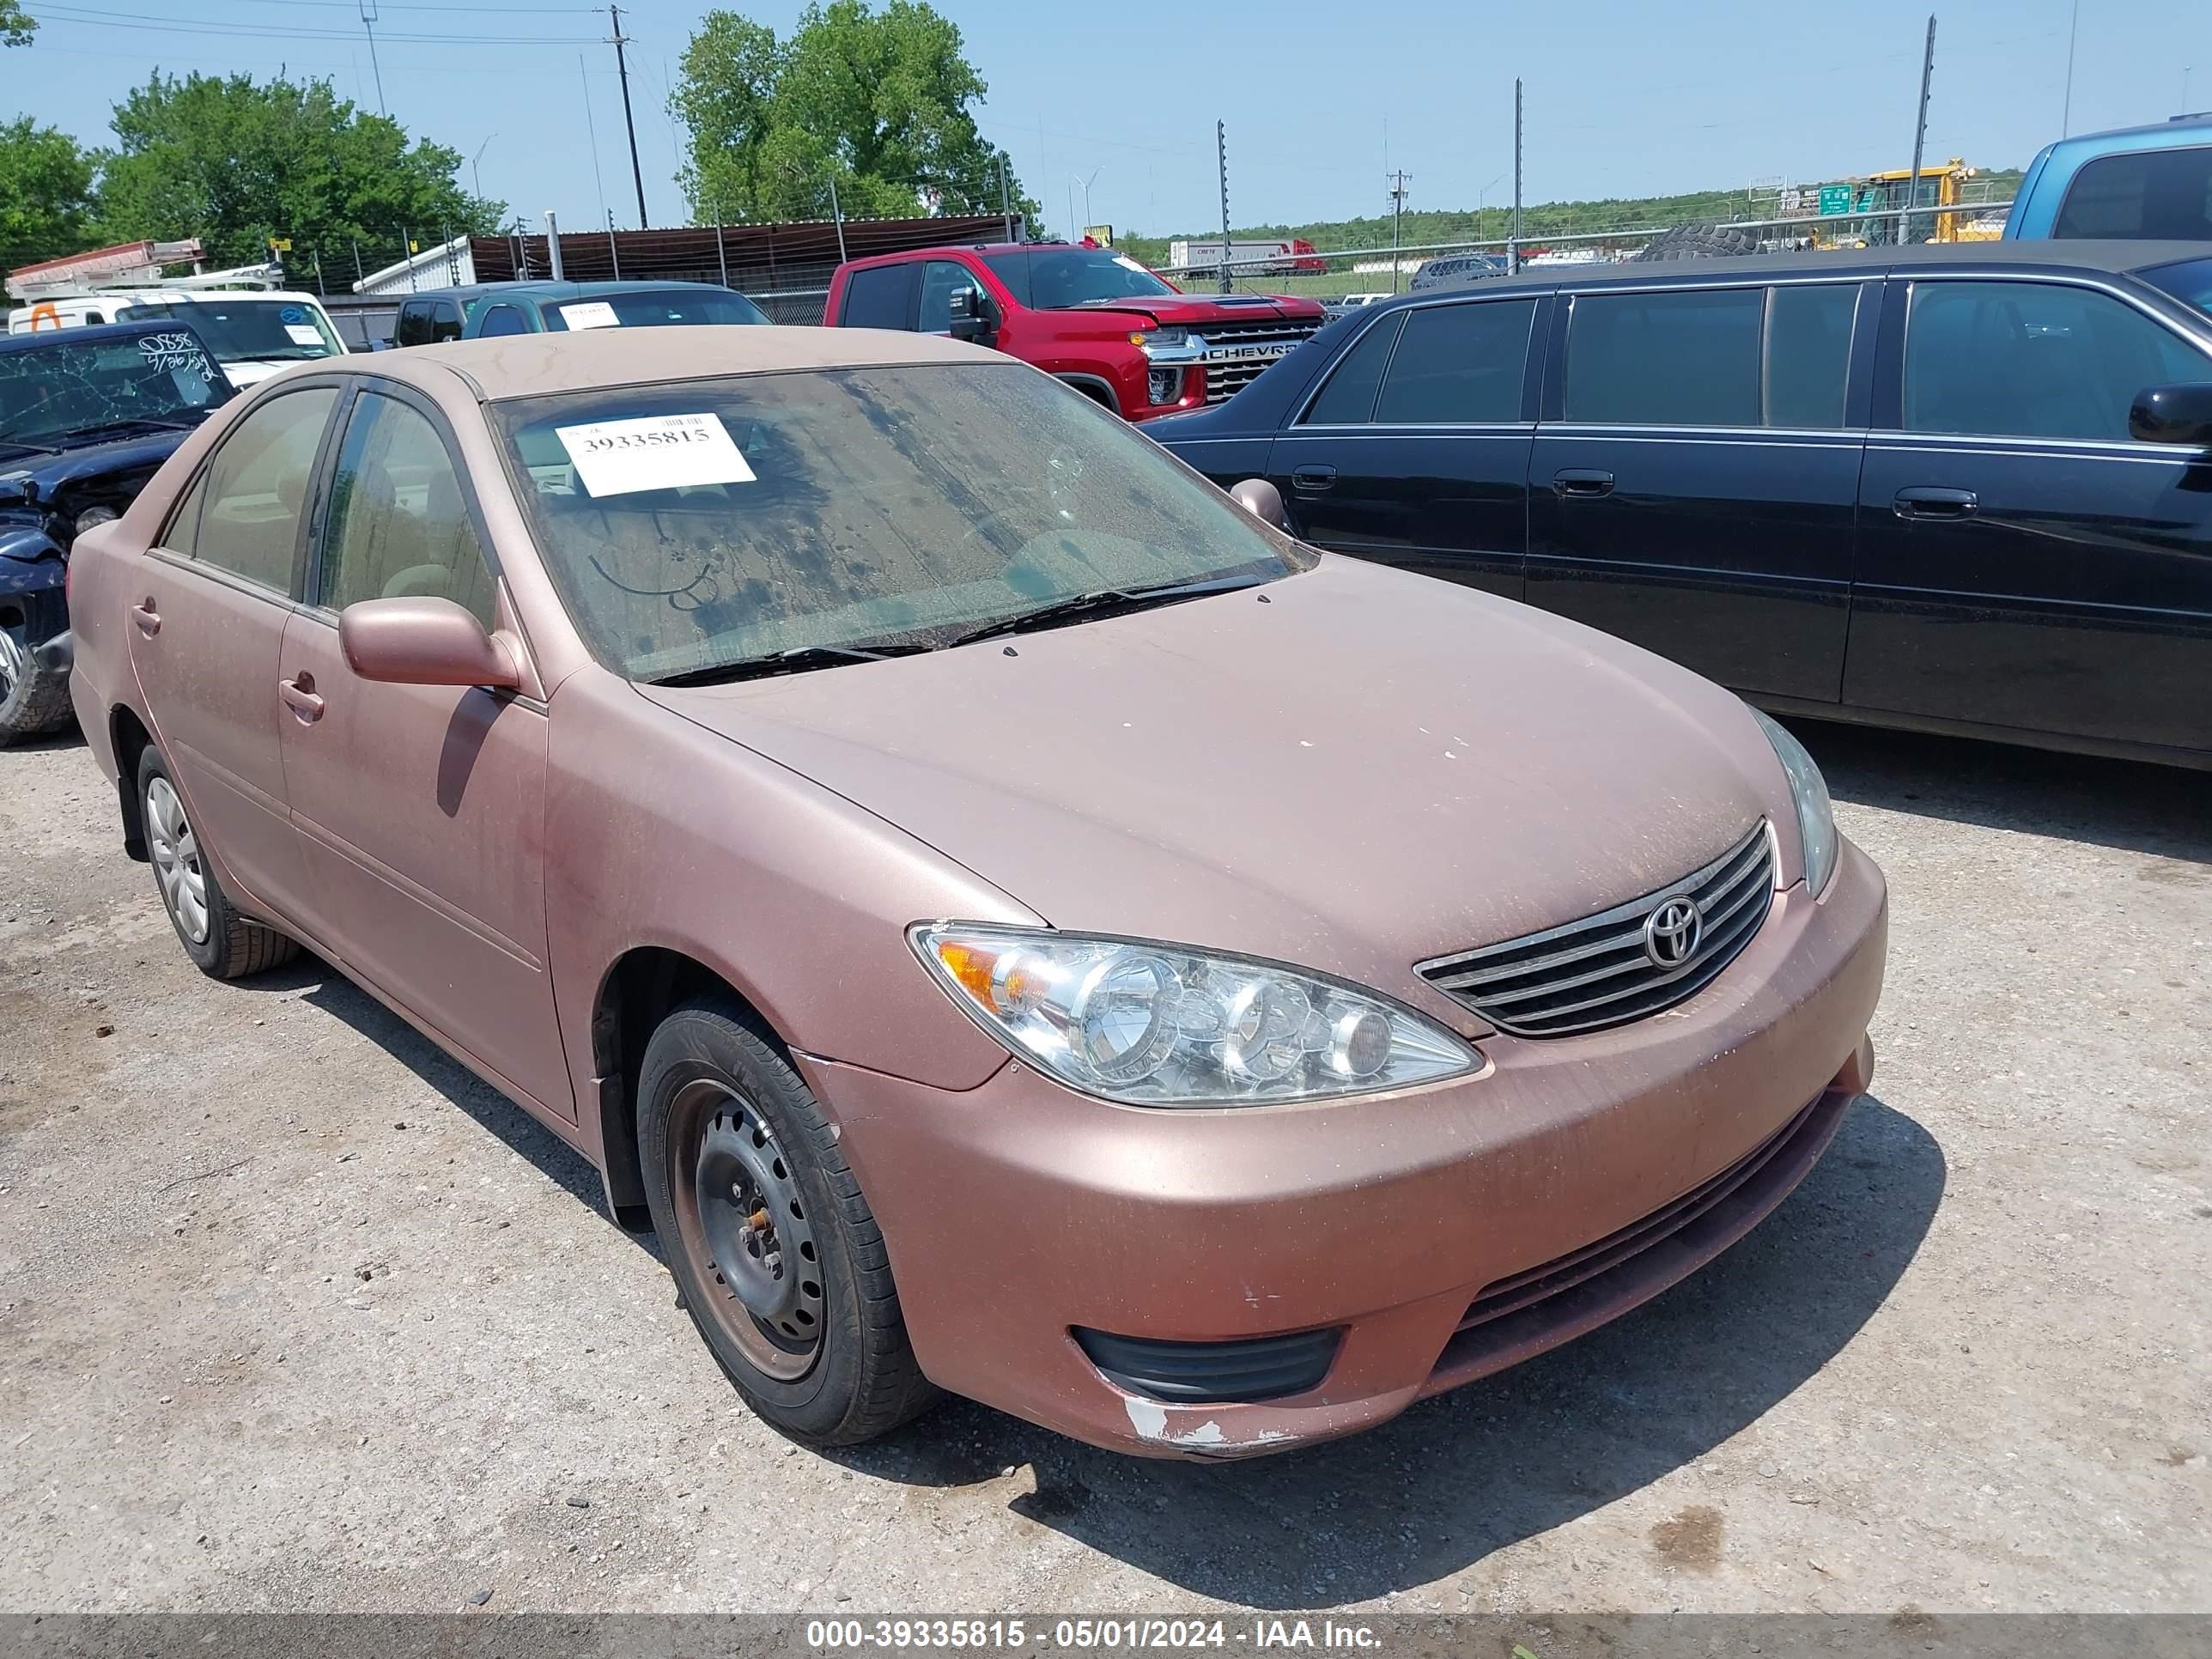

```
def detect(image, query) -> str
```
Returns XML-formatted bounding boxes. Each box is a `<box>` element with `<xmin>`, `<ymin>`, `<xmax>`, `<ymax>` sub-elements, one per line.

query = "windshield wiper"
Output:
<box><xmin>57</xmin><ymin>416</ymin><xmax>196</xmax><ymax>441</ymax></box>
<box><xmin>947</xmin><ymin>574</ymin><xmax>1269</xmax><ymax>647</ymax></box>
<box><xmin>649</xmin><ymin>639</ymin><xmax>933</xmax><ymax>687</ymax></box>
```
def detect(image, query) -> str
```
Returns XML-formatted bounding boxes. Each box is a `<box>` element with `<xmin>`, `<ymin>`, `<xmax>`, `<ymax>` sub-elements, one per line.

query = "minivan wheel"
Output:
<box><xmin>137</xmin><ymin>746</ymin><xmax>300</xmax><ymax>979</ymax></box>
<box><xmin>639</xmin><ymin>999</ymin><xmax>938</xmax><ymax>1445</ymax></box>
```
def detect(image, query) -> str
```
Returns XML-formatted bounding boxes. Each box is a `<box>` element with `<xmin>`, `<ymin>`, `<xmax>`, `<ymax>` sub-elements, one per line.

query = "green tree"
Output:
<box><xmin>94</xmin><ymin>72</ymin><xmax>502</xmax><ymax>267</ymax></box>
<box><xmin>0</xmin><ymin>118</ymin><xmax>95</xmax><ymax>270</ymax></box>
<box><xmin>670</xmin><ymin>0</ymin><xmax>1035</xmax><ymax>227</ymax></box>
<box><xmin>2</xmin><ymin>1</ymin><xmax>35</xmax><ymax>48</ymax></box>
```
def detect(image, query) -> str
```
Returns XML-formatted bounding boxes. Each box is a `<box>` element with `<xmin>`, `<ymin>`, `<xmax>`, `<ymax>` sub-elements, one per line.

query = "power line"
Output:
<box><xmin>33</xmin><ymin>3</ymin><xmax>597</xmax><ymax>45</ymax></box>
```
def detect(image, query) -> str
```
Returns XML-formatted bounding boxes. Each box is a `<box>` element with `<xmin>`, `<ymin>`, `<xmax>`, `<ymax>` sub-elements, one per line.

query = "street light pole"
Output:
<box><xmin>1071</xmin><ymin>167</ymin><xmax>1102</xmax><ymax>239</ymax></box>
<box><xmin>471</xmin><ymin>135</ymin><xmax>495</xmax><ymax>205</ymax></box>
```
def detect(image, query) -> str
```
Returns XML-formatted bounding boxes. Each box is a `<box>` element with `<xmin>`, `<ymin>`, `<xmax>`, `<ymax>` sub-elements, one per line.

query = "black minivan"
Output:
<box><xmin>1150</xmin><ymin>240</ymin><xmax>2212</xmax><ymax>769</ymax></box>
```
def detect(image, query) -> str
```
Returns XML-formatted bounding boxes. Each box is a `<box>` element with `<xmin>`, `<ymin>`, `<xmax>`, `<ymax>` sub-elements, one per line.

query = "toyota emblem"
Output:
<box><xmin>1643</xmin><ymin>896</ymin><xmax>1704</xmax><ymax>969</ymax></box>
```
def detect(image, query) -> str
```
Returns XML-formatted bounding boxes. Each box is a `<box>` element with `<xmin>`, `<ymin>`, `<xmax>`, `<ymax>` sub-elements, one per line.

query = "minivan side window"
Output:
<box><xmin>1762</xmin><ymin>284</ymin><xmax>1859</xmax><ymax>428</ymax></box>
<box><xmin>1371</xmin><ymin>299</ymin><xmax>1537</xmax><ymax>423</ymax></box>
<box><xmin>2052</xmin><ymin>146</ymin><xmax>2212</xmax><ymax>240</ymax></box>
<box><xmin>185</xmin><ymin>386</ymin><xmax>338</xmax><ymax>593</ymax></box>
<box><xmin>1565</xmin><ymin>288</ymin><xmax>1763</xmax><ymax>426</ymax></box>
<box><xmin>842</xmin><ymin>264</ymin><xmax>915</xmax><ymax>329</ymax></box>
<box><xmin>1903</xmin><ymin>279</ymin><xmax>2209</xmax><ymax>441</ymax></box>
<box><xmin>319</xmin><ymin>392</ymin><xmax>498</xmax><ymax>629</ymax></box>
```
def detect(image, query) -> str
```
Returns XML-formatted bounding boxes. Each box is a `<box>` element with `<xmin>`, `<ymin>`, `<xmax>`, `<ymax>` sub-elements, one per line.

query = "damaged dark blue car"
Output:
<box><xmin>0</xmin><ymin>321</ymin><xmax>234</xmax><ymax>743</ymax></box>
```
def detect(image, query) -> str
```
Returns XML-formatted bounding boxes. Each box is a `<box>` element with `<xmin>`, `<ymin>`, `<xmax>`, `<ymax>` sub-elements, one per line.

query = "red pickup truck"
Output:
<box><xmin>823</xmin><ymin>242</ymin><xmax>1328</xmax><ymax>422</ymax></box>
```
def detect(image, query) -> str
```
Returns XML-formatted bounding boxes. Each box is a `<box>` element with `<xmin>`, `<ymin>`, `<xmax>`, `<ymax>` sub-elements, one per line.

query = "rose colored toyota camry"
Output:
<box><xmin>61</xmin><ymin>327</ymin><xmax>1886</xmax><ymax>1458</ymax></box>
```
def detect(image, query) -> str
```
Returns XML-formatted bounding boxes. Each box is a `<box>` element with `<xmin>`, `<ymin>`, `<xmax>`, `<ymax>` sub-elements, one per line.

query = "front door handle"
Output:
<box><xmin>1553</xmin><ymin>468</ymin><xmax>1616</xmax><ymax>498</ymax></box>
<box><xmin>278</xmin><ymin>673</ymin><xmax>325</xmax><ymax>725</ymax></box>
<box><xmin>1894</xmin><ymin>486</ymin><xmax>1978</xmax><ymax>520</ymax></box>
<box><xmin>1290</xmin><ymin>465</ymin><xmax>1336</xmax><ymax>492</ymax></box>
<box><xmin>131</xmin><ymin>599</ymin><xmax>161</xmax><ymax>637</ymax></box>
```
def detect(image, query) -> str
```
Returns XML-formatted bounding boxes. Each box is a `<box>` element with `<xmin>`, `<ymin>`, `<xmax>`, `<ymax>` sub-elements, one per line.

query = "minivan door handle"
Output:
<box><xmin>1290</xmin><ymin>465</ymin><xmax>1336</xmax><ymax>492</ymax></box>
<box><xmin>1553</xmin><ymin>468</ymin><xmax>1615</xmax><ymax>498</ymax></box>
<box><xmin>1893</xmin><ymin>486</ymin><xmax>1978</xmax><ymax>520</ymax></box>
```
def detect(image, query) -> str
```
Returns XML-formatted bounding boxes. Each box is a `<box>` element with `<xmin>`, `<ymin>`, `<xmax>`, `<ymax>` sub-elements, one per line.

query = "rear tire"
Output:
<box><xmin>1631</xmin><ymin>222</ymin><xmax>1759</xmax><ymax>263</ymax></box>
<box><xmin>639</xmin><ymin>998</ymin><xmax>938</xmax><ymax>1447</ymax></box>
<box><xmin>0</xmin><ymin>622</ymin><xmax>75</xmax><ymax>746</ymax></box>
<box><xmin>137</xmin><ymin>745</ymin><xmax>299</xmax><ymax>980</ymax></box>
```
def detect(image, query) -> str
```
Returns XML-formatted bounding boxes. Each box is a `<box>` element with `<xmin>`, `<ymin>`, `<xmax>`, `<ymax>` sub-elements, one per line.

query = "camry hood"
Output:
<box><xmin>640</xmin><ymin>558</ymin><xmax>1798</xmax><ymax>1015</ymax></box>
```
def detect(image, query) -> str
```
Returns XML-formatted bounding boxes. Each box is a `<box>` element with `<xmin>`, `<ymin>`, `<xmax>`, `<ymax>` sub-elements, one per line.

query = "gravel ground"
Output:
<box><xmin>0</xmin><ymin>719</ymin><xmax>2207</xmax><ymax>1616</ymax></box>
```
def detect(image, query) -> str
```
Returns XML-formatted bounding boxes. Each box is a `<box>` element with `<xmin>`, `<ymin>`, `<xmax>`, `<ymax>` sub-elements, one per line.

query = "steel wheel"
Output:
<box><xmin>144</xmin><ymin>775</ymin><xmax>210</xmax><ymax>945</ymax></box>
<box><xmin>674</xmin><ymin>1079</ymin><xmax>825</xmax><ymax>1382</ymax></box>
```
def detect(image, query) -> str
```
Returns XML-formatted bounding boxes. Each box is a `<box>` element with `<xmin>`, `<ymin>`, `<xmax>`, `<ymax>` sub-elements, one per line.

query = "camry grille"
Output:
<box><xmin>1415</xmin><ymin>822</ymin><xmax>1774</xmax><ymax>1037</ymax></box>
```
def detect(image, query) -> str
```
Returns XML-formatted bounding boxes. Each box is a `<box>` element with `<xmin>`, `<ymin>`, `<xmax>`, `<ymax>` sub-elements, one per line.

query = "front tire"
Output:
<box><xmin>137</xmin><ymin>745</ymin><xmax>299</xmax><ymax>980</ymax></box>
<box><xmin>0</xmin><ymin>621</ymin><xmax>75</xmax><ymax>745</ymax></box>
<box><xmin>639</xmin><ymin>999</ymin><xmax>937</xmax><ymax>1446</ymax></box>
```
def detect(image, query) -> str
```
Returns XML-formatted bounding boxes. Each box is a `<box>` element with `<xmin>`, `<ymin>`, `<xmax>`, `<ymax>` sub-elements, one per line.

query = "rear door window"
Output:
<box><xmin>1371</xmin><ymin>299</ymin><xmax>1536</xmax><ymax>423</ymax></box>
<box><xmin>182</xmin><ymin>386</ymin><xmax>338</xmax><ymax>592</ymax></box>
<box><xmin>2053</xmin><ymin>146</ymin><xmax>2212</xmax><ymax>240</ymax></box>
<box><xmin>1565</xmin><ymin>288</ymin><xmax>1764</xmax><ymax>425</ymax></box>
<box><xmin>1903</xmin><ymin>278</ymin><xmax>2209</xmax><ymax>441</ymax></box>
<box><xmin>841</xmin><ymin>264</ymin><xmax>917</xmax><ymax>329</ymax></box>
<box><xmin>1761</xmin><ymin>284</ymin><xmax>1859</xmax><ymax>428</ymax></box>
<box><xmin>1303</xmin><ymin>312</ymin><xmax>1405</xmax><ymax>424</ymax></box>
<box><xmin>394</xmin><ymin>302</ymin><xmax>437</xmax><ymax>349</ymax></box>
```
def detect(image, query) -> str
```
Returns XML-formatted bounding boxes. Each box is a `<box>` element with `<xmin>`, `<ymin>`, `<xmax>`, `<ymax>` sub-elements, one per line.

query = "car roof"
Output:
<box><xmin>404</xmin><ymin>279</ymin><xmax>725</xmax><ymax>305</ymax></box>
<box><xmin>0</xmin><ymin>319</ymin><xmax>202</xmax><ymax>356</ymax></box>
<box><xmin>1402</xmin><ymin>237</ymin><xmax>2212</xmax><ymax>305</ymax></box>
<box><xmin>337</xmin><ymin>323</ymin><xmax>991</xmax><ymax>400</ymax></box>
<box><xmin>2037</xmin><ymin>112</ymin><xmax>2212</xmax><ymax>163</ymax></box>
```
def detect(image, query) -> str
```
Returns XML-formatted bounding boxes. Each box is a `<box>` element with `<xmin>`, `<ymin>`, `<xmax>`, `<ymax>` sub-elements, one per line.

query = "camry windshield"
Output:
<box><xmin>983</xmin><ymin>249</ymin><xmax>1176</xmax><ymax>308</ymax></box>
<box><xmin>0</xmin><ymin>331</ymin><xmax>230</xmax><ymax>448</ymax></box>
<box><xmin>117</xmin><ymin>298</ymin><xmax>339</xmax><ymax>363</ymax></box>
<box><xmin>543</xmin><ymin>289</ymin><xmax>769</xmax><ymax>331</ymax></box>
<box><xmin>495</xmin><ymin>363</ymin><xmax>1305</xmax><ymax>683</ymax></box>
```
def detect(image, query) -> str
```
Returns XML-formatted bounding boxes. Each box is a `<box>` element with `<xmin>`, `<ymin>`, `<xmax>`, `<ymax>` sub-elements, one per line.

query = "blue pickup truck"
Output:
<box><xmin>2006</xmin><ymin>112</ymin><xmax>2212</xmax><ymax>240</ymax></box>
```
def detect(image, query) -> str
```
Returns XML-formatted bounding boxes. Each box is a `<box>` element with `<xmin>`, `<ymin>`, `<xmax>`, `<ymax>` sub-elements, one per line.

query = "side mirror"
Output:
<box><xmin>1229</xmin><ymin>477</ymin><xmax>1288</xmax><ymax>531</ymax></box>
<box><xmin>947</xmin><ymin>287</ymin><xmax>997</xmax><ymax>345</ymax></box>
<box><xmin>339</xmin><ymin>596</ymin><xmax>521</xmax><ymax>690</ymax></box>
<box><xmin>2129</xmin><ymin>382</ymin><xmax>2212</xmax><ymax>447</ymax></box>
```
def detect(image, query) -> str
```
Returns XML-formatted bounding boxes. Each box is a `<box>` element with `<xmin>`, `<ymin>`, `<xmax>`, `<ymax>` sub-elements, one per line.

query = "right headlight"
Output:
<box><xmin>910</xmin><ymin>923</ymin><xmax>1480</xmax><ymax>1107</ymax></box>
<box><xmin>1753</xmin><ymin>710</ymin><xmax>1838</xmax><ymax>896</ymax></box>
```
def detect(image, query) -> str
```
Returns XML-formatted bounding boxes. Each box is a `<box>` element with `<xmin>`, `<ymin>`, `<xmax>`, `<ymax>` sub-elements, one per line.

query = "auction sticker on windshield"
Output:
<box><xmin>560</xmin><ymin>301</ymin><xmax>622</xmax><ymax>330</ymax></box>
<box><xmin>283</xmin><ymin>325</ymin><xmax>324</xmax><ymax>346</ymax></box>
<box><xmin>554</xmin><ymin>413</ymin><xmax>757</xmax><ymax>497</ymax></box>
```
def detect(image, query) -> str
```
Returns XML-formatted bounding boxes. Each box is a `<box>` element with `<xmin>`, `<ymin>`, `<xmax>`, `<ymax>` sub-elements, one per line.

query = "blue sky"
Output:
<box><xmin>9</xmin><ymin>0</ymin><xmax>2211</xmax><ymax>241</ymax></box>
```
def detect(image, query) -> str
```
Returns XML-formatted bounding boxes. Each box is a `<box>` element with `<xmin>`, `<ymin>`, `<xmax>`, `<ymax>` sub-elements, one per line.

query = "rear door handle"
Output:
<box><xmin>278</xmin><ymin>674</ymin><xmax>325</xmax><ymax>725</ymax></box>
<box><xmin>1290</xmin><ymin>465</ymin><xmax>1336</xmax><ymax>492</ymax></box>
<box><xmin>131</xmin><ymin>599</ymin><xmax>161</xmax><ymax>637</ymax></box>
<box><xmin>1553</xmin><ymin>468</ymin><xmax>1616</xmax><ymax>498</ymax></box>
<box><xmin>1893</xmin><ymin>486</ymin><xmax>1978</xmax><ymax>520</ymax></box>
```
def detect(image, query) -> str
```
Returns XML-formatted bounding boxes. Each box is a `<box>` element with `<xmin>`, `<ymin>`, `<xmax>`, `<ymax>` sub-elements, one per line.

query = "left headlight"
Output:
<box><xmin>1753</xmin><ymin>710</ymin><xmax>1838</xmax><ymax>896</ymax></box>
<box><xmin>911</xmin><ymin>924</ymin><xmax>1480</xmax><ymax>1107</ymax></box>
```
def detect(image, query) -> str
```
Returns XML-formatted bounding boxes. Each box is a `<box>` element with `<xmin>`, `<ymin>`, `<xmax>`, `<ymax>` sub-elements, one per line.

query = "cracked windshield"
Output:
<box><xmin>496</xmin><ymin>362</ymin><xmax>1305</xmax><ymax>683</ymax></box>
<box><xmin>115</xmin><ymin>297</ymin><xmax>340</xmax><ymax>364</ymax></box>
<box><xmin>0</xmin><ymin>331</ymin><xmax>230</xmax><ymax>453</ymax></box>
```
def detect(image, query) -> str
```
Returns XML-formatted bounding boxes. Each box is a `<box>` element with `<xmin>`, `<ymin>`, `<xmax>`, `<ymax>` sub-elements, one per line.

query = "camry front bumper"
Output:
<box><xmin>800</xmin><ymin>837</ymin><xmax>1887</xmax><ymax>1458</ymax></box>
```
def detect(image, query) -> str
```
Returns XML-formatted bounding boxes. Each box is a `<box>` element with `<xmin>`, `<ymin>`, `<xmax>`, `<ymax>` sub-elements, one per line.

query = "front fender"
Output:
<box><xmin>0</xmin><ymin>526</ymin><xmax>67</xmax><ymax>599</ymax></box>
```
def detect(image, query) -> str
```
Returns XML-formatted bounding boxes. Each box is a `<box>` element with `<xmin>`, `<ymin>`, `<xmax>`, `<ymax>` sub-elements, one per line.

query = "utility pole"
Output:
<box><xmin>1901</xmin><ymin>15</ymin><xmax>1936</xmax><ymax>247</ymax></box>
<box><xmin>2061</xmin><ymin>0</ymin><xmax>2080</xmax><ymax>136</ymax></box>
<box><xmin>1387</xmin><ymin>169</ymin><xmax>1411</xmax><ymax>295</ymax></box>
<box><xmin>359</xmin><ymin>0</ymin><xmax>386</xmax><ymax>116</ymax></box>
<box><xmin>609</xmin><ymin>5</ymin><xmax>648</xmax><ymax>228</ymax></box>
<box><xmin>1510</xmin><ymin>79</ymin><xmax>1523</xmax><ymax>274</ymax></box>
<box><xmin>998</xmin><ymin>154</ymin><xmax>1013</xmax><ymax>242</ymax></box>
<box><xmin>1216</xmin><ymin>120</ymin><xmax>1232</xmax><ymax>294</ymax></box>
<box><xmin>828</xmin><ymin>174</ymin><xmax>848</xmax><ymax>264</ymax></box>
